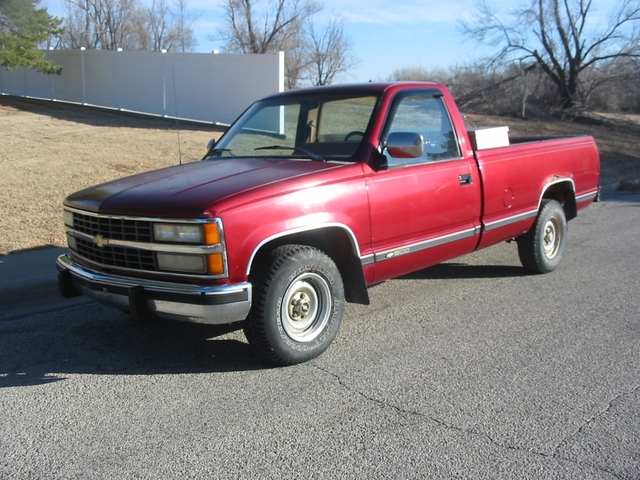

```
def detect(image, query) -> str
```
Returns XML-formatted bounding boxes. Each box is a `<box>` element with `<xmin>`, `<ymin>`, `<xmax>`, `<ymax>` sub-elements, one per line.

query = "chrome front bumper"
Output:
<box><xmin>56</xmin><ymin>254</ymin><xmax>252</xmax><ymax>325</ymax></box>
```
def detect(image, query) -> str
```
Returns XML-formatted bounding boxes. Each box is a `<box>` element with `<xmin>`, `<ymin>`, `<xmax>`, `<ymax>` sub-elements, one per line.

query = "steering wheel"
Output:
<box><xmin>344</xmin><ymin>130</ymin><xmax>365</xmax><ymax>142</ymax></box>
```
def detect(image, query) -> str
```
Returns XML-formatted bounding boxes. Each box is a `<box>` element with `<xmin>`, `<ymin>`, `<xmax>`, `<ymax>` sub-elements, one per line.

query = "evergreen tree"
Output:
<box><xmin>0</xmin><ymin>0</ymin><xmax>63</xmax><ymax>74</ymax></box>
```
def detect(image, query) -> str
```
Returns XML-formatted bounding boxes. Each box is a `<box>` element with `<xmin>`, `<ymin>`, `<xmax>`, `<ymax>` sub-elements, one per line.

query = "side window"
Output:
<box><xmin>300</xmin><ymin>96</ymin><xmax>378</xmax><ymax>158</ymax></box>
<box><xmin>316</xmin><ymin>96</ymin><xmax>376</xmax><ymax>143</ymax></box>
<box><xmin>384</xmin><ymin>94</ymin><xmax>460</xmax><ymax>165</ymax></box>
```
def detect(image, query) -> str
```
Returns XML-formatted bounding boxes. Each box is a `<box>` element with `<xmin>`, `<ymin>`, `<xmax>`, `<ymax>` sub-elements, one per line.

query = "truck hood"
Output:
<box><xmin>64</xmin><ymin>157</ymin><xmax>346</xmax><ymax>217</ymax></box>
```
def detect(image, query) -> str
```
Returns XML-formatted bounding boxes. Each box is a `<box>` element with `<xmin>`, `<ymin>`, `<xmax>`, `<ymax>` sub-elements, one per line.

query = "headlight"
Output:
<box><xmin>66</xmin><ymin>233</ymin><xmax>77</xmax><ymax>251</ymax></box>
<box><xmin>157</xmin><ymin>253</ymin><xmax>206</xmax><ymax>273</ymax></box>
<box><xmin>153</xmin><ymin>224</ymin><xmax>203</xmax><ymax>243</ymax></box>
<box><xmin>63</xmin><ymin>210</ymin><xmax>74</xmax><ymax>227</ymax></box>
<box><xmin>153</xmin><ymin>221</ymin><xmax>225</xmax><ymax>275</ymax></box>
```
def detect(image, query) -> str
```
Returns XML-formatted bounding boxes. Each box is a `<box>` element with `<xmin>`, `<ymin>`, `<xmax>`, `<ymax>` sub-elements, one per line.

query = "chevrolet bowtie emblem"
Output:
<box><xmin>93</xmin><ymin>234</ymin><xmax>109</xmax><ymax>248</ymax></box>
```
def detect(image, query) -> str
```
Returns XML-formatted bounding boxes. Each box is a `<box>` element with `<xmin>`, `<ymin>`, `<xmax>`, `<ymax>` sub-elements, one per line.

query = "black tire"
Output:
<box><xmin>244</xmin><ymin>245</ymin><xmax>345</xmax><ymax>365</ymax></box>
<box><xmin>517</xmin><ymin>199</ymin><xmax>567</xmax><ymax>274</ymax></box>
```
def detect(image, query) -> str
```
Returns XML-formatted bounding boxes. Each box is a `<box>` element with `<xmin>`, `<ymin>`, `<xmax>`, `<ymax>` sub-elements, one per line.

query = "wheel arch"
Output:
<box><xmin>247</xmin><ymin>224</ymin><xmax>370</xmax><ymax>305</ymax></box>
<box><xmin>540</xmin><ymin>178</ymin><xmax>577</xmax><ymax>221</ymax></box>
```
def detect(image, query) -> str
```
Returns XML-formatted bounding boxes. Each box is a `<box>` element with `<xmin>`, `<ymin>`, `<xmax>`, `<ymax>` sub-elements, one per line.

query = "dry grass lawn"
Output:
<box><xmin>1</xmin><ymin>95</ymin><xmax>638</xmax><ymax>255</ymax></box>
<box><xmin>0</xmin><ymin>96</ymin><xmax>220</xmax><ymax>255</ymax></box>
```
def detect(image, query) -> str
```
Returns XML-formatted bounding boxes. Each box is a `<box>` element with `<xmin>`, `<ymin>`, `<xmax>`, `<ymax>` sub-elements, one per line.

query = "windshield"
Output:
<box><xmin>208</xmin><ymin>93</ymin><xmax>379</xmax><ymax>161</ymax></box>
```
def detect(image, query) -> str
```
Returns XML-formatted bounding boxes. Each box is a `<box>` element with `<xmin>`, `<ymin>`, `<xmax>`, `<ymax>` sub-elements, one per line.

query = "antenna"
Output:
<box><xmin>172</xmin><ymin>66</ymin><xmax>183</xmax><ymax>165</ymax></box>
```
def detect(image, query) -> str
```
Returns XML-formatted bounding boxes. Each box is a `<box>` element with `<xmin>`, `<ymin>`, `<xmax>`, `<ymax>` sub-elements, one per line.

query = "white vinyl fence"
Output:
<box><xmin>0</xmin><ymin>50</ymin><xmax>284</xmax><ymax>125</ymax></box>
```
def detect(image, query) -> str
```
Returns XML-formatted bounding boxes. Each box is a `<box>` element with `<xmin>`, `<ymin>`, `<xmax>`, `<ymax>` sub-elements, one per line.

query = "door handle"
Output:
<box><xmin>459</xmin><ymin>173</ymin><xmax>473</xmax><ymax>185</ymax></box>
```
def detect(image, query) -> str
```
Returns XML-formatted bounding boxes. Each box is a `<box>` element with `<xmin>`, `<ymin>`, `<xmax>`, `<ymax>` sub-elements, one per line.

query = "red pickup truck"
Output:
<box><xmin>57</xmin><ymin>82</ymin><xmax>600</xmax><ymax>365</ymax></box>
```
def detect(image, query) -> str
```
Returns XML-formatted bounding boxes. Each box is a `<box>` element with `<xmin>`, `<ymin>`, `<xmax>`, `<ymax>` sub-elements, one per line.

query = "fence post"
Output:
<box><xmin>48</xmin><ymin>47</ymin><xmax>55</xmax><ymax>101</ymax></box>
<box><xmin>212</xmin><ymin>50</ymin><xmax>219</xmax><ymax>124</ymax></box>
<box><xmin>117</xmin><ymin>48</ymin><xmax>123</xmax><ymax>110</ymax></box>
<box><xmin>278</xmin><ymin>51</ymin><xmax>285</xmax><ymax>93</ymax></box>
<box><xmin>162</xmin><ymin>49</ymin><xmax>167</xmax><ymax>117</ymax></box>
<box><xmin>80</xmin><ymin>47</ymin><xmax>86</xmax><ymax>105</ymax></box>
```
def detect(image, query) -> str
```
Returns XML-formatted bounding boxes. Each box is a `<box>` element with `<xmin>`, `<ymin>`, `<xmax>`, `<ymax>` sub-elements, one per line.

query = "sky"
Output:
<box><xmin>42</xmin><ymin>0</ymin><xmax>623</xmax><ymax>84</ymax></box>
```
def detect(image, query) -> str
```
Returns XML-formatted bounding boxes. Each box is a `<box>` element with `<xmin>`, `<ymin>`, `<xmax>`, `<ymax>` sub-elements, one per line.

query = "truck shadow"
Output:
<box><xmin>400</xmin><ymin>262</ymin><xmax>528</xmax><ymax>280</ymax></box>
<box><xmin>0</xmin><ymin>309</ymin><xmax>275</xmax><ymax>388</ymax></box>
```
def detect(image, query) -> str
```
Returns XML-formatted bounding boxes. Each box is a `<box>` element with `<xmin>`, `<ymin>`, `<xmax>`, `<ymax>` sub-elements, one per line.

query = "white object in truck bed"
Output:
<box><xmin>467</xmin><ymin>126</ymin><xmax>510</xmax><ymax>150</ymax></box>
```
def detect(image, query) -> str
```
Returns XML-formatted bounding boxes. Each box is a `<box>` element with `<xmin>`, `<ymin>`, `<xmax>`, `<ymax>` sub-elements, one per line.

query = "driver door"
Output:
<box><xmin>365</xmin><ymin>91</ymin><xmax>481</xmax><ymax>283</ymax></box>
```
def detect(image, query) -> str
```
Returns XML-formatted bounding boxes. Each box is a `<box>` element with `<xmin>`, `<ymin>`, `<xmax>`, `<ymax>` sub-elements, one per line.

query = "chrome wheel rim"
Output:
<box><xmin>542</xmin><ymin>217</ymin><xmax>561</xmax><ymax>259</ymax></box>
<box><xmin>281</xmin><ymin>273</ymin><xmax>331</xmax><ymax>342</ymax></box>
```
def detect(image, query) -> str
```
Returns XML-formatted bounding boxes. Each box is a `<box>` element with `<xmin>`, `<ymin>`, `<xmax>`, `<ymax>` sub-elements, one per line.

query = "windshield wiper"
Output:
<box><xmin>255</xmin><ymin>145</ymin><xmax>325</xmax><ymax>162</ymax></box>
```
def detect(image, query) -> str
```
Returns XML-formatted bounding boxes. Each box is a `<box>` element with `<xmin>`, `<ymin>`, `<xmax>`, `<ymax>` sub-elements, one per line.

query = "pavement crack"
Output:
<box><xmin>554</xmin><ymin>384</ymin><xmax>640</xmax><ymax>454</ymax></box>
<box><xmin>312</xmin><ymin>364</ymin><xmax>537</xmax><ymax>455</ymax></box>
<box><xmin>312</xmin><ymin>364</ymin><xmax>637</xmax><ymax>479</ymax></box>
<box><xmin>311</xmin><ymin>364</ymin><xmax>457</xmax><ymax>428</ymax></box>
<box><xmin>549</xmin><ymin>384</ymin><xmax>640</xmax><ymax>479</ymax></box>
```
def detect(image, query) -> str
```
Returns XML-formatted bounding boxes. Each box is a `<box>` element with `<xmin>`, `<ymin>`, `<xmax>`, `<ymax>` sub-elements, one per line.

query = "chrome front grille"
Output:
<box><xmin>70</xmin><ymin>211</ymin><xmax>156</xmax><ymax>272</ymax></box>
<box><xmin>65</xmin><ymin>209</ymin><xmax>227</xmax><ymax>279</ymax></box>
<box><xmin>75</xmin><ymin>237</ymin><xmax>156</xmax><ymax>271</ymax></box>
<box><xmin>73</xmin><ymin>212</ymin><xmax>153</xmax><ymax>242</ymax></box>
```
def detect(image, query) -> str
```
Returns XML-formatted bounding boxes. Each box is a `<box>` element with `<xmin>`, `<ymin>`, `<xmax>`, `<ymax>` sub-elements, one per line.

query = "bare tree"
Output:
<box><xmin>582</xmin><ymin>56</ymin><xmax>640</xmax><ymax>111</ymax></box>
<box><xmin>61</xmin><ymin>0</ymin><xmax>101</xmax><ymax>48</ymax></box>
<box><xmin>222</xmin><ymin>0</ymin><xmax>316</xmax><ymax>87</ymax></box>
<box><xmin>61</xmin><ymin>0</ymin><xmax>144</xmax><ymax>49</ymax></box>
<box><xmin>281</xmin><ymin>31</ymin><xmax>309</xmax><ymax>89</ymax></box>
<box><xmin>145</xmin><ymin>0</ymin><xmax>196</xmax><ymax>51</ymax></box>
<box><xmin>147</xmin><ymin>0</ymin><xmax>172</xmax><ymax>50</ymax></box>
<box><xmin>222</xmin><ymin>0</ymin><xmax>319</xmax><ymax>54</ymax></box>
<box><xmin>514</xmin><ymin>62</ymin><xmax>544</xmax><ymax>118</ymax></box>
<box><xmin>171</xmin><ymin>0</ymin><xmax>197</xmax><ymax>52</ymax></box>
<box><xmin>460</xmin><ymin>0</ymin><xmax>640</xmax><ymax>110</ymax></box>
<box><xmin>306</xmin><ymin>19</ymin><xmax>356</xmax><ymax>86</ymax></box>
<box><xmin>221</xmin><ymin>0</ymin><xmax>356</xmax><ymax>87</ymax></box>
<box><xmin>107</xmin><ymin>0</ymin><xmax>136</xmax><ymax>48</ymax></box>
<box><xmin>61</xmin><ymin>0</ymin><xmax>196</xmax><ymax>51</ymax></box>
<box><xmin>388</xmin><ymin>66</ymin><xmax>450</xmax><ymax>83</ymax></box>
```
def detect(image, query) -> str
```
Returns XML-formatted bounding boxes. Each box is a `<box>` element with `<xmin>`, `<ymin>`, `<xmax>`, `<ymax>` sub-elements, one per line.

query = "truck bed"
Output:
<box><xmin>474</xmin><ymin>134</ymin><xmax>600</xmax><ymax>249</ymax></box>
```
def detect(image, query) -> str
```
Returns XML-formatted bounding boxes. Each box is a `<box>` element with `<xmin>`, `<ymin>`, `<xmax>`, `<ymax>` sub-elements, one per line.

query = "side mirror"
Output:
<box><xmin>202</xmin><ymin>138</ymin><xmax>217</xmax><ymax>160</ymax></box>
<box><xmin>385</xmin><ymin>132</ymin><xmax>424</xmax><ymax>159</ymax></box>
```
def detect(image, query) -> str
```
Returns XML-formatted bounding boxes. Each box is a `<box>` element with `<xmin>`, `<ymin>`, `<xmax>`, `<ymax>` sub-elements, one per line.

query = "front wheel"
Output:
<box><xmin>244</xmin><ymin>245</ymin><xmax>345</xmax><ymax>365</ymax></box>
<box><xmin>517</xmin><ymin>199</ymin><xmax>567</xmax><ymax>274</ymax></box>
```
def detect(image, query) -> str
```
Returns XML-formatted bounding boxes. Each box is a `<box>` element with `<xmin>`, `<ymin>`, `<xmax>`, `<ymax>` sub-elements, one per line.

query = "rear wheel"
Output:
<box><xmin>244</xmin><ymin>245</ymin><xmax>345</xmax><ymax>365</ymax></box>
<box><xmin>517</xmin><ymin>199</ymin><xmax>567</xmax><ymax>274</ymax></box>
